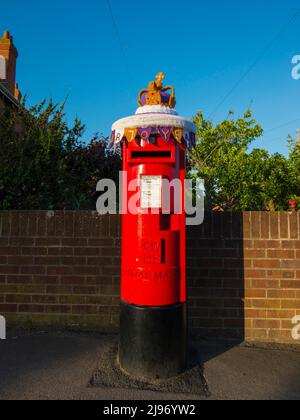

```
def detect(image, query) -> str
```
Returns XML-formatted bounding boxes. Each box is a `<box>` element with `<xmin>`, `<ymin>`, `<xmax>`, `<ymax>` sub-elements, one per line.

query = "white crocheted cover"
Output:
<box><xmin>111</xmin><ymin>105</ymin><xmax>196</xmax><ymax>148</ymax></box>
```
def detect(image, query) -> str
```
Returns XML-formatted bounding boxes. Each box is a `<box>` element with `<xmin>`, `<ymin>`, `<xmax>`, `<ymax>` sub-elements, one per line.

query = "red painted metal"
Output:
<box><xmin>121</xmin><ymin>136</ymin><xmax>186</xmax><ymax>307</ymax></box>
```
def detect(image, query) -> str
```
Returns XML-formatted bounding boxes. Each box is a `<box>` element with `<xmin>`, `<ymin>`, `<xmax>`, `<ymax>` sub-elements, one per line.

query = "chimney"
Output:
<box><xmin>0</xmin><ymin>30</ymin><xmax>21</xmax><ymax>100</ymax></box>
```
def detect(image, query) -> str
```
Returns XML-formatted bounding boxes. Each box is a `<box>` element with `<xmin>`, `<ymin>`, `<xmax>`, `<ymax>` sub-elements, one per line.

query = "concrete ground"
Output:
<box><xmin>0</xmin><ymin>331</ymin><xmax>300</xmax><ymax>400</ymax></box>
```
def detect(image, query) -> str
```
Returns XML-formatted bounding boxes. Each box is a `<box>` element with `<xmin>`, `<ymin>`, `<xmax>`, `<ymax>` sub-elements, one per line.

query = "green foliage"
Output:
<box><xmin>0</xmin><ymin>99</ymin><xmax>121</xmax><ymax>210</ymax></box>
<box><xmin>287</xmin><ymin>135</ymin><xmax>300</xmax><ymax>210</ymax></box>
<box><xmin>2</xmin><ymin>99</ymin><xmax>299</xmax><ymax>212</ymax></box>
<box><xmin>190</xmin><ymin>110</ymin><xmax>300</xmax><ymax>211</ymax></box>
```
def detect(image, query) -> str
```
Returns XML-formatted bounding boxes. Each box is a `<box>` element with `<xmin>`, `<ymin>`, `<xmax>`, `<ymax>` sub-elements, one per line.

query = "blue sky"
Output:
<box><xmin>2</xmin><ymin>0</ymin><xmax>300</xmax><ymax>155</ymax></box>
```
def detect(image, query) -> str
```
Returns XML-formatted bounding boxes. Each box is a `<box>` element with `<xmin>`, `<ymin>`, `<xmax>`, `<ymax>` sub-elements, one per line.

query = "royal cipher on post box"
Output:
<box><xmin>110</xmin><ymin>73</ymin><xmax>196</xmax><ymax>380</ymax></box>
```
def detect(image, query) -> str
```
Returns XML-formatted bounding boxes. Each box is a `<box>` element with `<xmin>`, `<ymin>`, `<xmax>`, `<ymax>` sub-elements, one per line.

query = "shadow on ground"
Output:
<box><xmin>0</xmin><ymin>331</ymin><xmax>300</xmax><ymax>400</ymax></box>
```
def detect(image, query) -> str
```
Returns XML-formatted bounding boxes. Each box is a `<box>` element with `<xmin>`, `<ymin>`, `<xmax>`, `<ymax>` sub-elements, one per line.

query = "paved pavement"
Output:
<box><xmin>0</xmin><ymin>331</ymin><xmax>299</xmax><ymax>400</ymax></box>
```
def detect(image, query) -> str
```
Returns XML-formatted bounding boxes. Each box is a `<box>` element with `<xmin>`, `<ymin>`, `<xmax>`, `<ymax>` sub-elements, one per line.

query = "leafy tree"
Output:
<box><xmin>287</xmin><ymin>134</ymin><xmax>300</xmax><ymax>209</ymax></box>
<box><xmin>0</xmin><ymin>99</ymin><xmax>121</xmax><ymax>210</ymax></box>
<box><xmin>190</xmin><ymin>110</ymin><xmax>298</xmax><ymax>211</ymax></box>
<box><xmin>1</xmin><ymin>99</ymin><xmax>299</xmax><ymax>212</ymax></box>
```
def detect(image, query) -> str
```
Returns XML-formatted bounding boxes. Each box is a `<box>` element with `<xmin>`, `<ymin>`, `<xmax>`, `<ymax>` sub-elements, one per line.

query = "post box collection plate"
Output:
<box><xmin>140</xmin><ymin>176</ymin><xmax>162</xmax><ymax>209</ymax></box>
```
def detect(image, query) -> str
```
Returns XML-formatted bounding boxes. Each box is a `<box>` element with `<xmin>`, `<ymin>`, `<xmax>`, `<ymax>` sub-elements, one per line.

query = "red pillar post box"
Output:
<box><xmin>111</xmin><ymin>73</ymin><xmax>196</xmax><ymax>379</ymax></box>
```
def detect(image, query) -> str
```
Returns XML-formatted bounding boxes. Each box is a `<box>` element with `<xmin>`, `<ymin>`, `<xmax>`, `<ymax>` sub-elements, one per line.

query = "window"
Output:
<box><xmin>0</xmin><ymin>56</ymin><xmax>6</xmax><ymax>80</ymax></box>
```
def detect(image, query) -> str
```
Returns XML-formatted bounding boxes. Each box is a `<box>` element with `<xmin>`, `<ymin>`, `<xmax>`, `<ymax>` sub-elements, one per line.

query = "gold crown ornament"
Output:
<box><xmin>138</xmin><ymin>73</ymin><xmax>176</xmax><ymax>108</ymax></box>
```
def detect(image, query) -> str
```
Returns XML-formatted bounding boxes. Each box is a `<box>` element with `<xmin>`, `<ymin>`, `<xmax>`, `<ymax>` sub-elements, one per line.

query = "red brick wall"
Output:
<box><xmin>188</xmin><ymin>212</ymin><xmax>300</xmax><ymax>343</ymax></box>
<box><xmin>0</xmin><ymin>211</ymin><xmax>299</xmax><ymax>343</ymax></box>
<box><xmin>0</xmin><ymin>212</ymin><xmax>120</xmax><ymax>332</ymax></box>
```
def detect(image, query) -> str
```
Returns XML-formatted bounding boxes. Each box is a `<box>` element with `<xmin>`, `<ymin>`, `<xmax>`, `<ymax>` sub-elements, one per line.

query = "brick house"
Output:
<box><xmin>0</xmin><ymin>30</ymin><xmax>21</xmax><ymax>109</ymax></box>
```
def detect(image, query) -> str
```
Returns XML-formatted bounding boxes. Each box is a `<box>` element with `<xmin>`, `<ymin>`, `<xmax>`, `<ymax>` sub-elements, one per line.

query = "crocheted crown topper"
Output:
<box><xmin>138</xmin><ymin>73</ymin><xmax>176</xmax><ymax>109</ymax></box>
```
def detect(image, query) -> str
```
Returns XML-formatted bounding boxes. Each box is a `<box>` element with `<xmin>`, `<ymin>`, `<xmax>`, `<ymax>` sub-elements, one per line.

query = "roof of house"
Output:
<box><xmin>0</xmin><ymin>82</ymin><xmax>19</xmax><ymax>107</ymax></box>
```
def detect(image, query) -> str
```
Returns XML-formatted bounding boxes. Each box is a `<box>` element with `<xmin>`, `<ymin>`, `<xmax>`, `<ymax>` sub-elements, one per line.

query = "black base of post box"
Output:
<box><xmin>119</xmin><ymin>301</ymin><xmax>187</xmax><ymax>380</ymax></box>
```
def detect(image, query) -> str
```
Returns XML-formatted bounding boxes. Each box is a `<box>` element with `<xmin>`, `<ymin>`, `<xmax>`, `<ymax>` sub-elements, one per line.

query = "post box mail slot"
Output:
<box><xmin>131</xmin><ymin>151</ymin><xmax>172</xmax><ymax>159</ymax></box>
